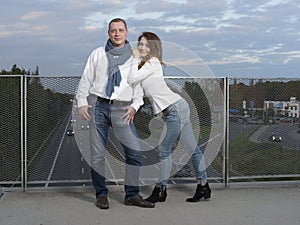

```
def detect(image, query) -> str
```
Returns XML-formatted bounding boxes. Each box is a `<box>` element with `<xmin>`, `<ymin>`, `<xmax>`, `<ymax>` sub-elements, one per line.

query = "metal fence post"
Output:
<box><xmin>20</xmin><ymin>75</ymin><xmax>25</xmax><ymax>191</ymax></box>
<box><xmin>21</xmin><ymin>75</ymin><xmax>28</xmax><ymax>192</ymax></box>
<box><xmin>222</xmin><ymin>77</ymin><xmax>229</xmax><ymax>187</ymax></box>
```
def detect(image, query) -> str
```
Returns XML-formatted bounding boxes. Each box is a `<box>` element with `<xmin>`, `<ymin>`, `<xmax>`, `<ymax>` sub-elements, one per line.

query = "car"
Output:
<box><xmin>270</xmin><ymin>133</ymin><xmax>282</xmax><ymax>142</ymax></box>
<box><xmin>66</xmin><ymin>129</ymin><xmax>74</xmax><ymax>136</ymax></box>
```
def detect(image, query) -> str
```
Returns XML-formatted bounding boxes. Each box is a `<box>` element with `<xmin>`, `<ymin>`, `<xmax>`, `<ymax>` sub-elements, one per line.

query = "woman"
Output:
<box><xmin>128</xmin><ymin>32</ymin><xmax>211</xmax><ymax>203</ymax></box>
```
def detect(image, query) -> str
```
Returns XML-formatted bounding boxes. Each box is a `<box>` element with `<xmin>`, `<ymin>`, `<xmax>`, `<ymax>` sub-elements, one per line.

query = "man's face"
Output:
<box><xmin>108</xmin><ymin>21</ymin><xmax>128</xmax><ymax>47</ymax></box>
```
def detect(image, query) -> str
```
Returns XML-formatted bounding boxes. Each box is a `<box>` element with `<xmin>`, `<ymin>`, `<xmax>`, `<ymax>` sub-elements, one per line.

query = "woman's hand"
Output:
<box><xmin>78</xmin><ymin>105</ymin><xmax>92</xmax><ymax>121</ymax></box>
<box><xmin>121</xmin><ymin>106</ymin><xmax>136</xmax><ymax>124</ymax></box>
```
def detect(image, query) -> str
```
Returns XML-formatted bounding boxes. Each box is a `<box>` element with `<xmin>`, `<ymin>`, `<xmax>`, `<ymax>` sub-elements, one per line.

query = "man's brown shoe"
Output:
<box><xmin>124</xmin><ymin>195</ymin><xmax>155</xmax><ymax>208</ymax></box>
<box><xmin>95</xmin><ymin>196</ymin><xmax>109</xmax><ymax>209</ymax></box>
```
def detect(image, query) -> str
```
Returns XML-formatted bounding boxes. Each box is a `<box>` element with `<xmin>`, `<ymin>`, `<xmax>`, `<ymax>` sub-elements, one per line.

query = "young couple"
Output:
<box><xmin>76</xmin><ymin>18</ymin><xmax>211</xmax><ymax>210</ymax></box>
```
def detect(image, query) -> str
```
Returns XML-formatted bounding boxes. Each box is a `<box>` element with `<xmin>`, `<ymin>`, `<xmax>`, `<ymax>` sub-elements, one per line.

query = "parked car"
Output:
<box><xmin>270</xmin><ymin>133</ymin><xmax>282</xmax><ymax>142</ymax></box>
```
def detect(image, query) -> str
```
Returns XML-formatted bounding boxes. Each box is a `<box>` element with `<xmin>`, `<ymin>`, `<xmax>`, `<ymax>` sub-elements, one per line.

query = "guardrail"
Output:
<box><xmin>0</xmin><ymin>75</ymin><xmax>299</xmax><ymax>191</ymax></box>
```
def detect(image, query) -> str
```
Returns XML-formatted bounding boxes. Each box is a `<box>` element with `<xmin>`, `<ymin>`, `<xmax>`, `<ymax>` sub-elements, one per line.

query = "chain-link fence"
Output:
<box><xmin>0</xmin><ymin>76</ymin><xmax>22</xmax><ymax>188</ymax></box>
<box><xmin>228</xmin><ymin>78</ymin><xmax>300</xmax><ymax>182</ymax></box>
<box><xmin>0</xmin><ymin>75</ymin><xmax>299</xmax><ymax>190</ymax></box>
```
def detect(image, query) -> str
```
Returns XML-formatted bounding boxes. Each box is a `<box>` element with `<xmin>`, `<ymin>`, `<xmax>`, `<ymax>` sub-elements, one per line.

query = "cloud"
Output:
<box><xmin>0</xmin><ymin>0</ymin><xmax>299</xmax><ymax>77</ymax></box>
<box><xmin>253</xmin><ymin>0</ymin><xmax>292</xmax><ymax>12</ymax></box>
<box><xmin>209</xmin><ymin>55</ymin><xmax>262</xmax><ymax>65</ymax></box>
<box><xmin>282</xmin><ymin>51</ymin><xmax>300</xmax><ymax>64</ymax></box>
<box><xmin>21</xmin><ymin>11</ymin><xmax>51</xmax><ymax>20</ymax></box>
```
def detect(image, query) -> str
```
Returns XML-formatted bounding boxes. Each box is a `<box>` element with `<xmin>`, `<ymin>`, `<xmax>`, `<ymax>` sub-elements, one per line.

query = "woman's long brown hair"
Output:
<box><xmin>138</xmin><ymin>32</ymin><xmax>165</xmax><ymax>70</ymax></box>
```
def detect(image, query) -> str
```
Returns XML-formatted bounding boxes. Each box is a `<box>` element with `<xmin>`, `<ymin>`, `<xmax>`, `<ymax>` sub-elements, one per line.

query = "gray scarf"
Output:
<box><xmin>105</xmin><ymin>39</ymin><xmax>132</xmax><ymax>97</ymax></box>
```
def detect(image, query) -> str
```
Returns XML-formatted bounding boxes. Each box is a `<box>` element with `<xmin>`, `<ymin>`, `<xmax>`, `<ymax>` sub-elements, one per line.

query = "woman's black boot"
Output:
<box><xmin>145</xmin><ymin>185</ymin><xmax>167</xmax><ymax>203</ymax></box>
<box><xmin>186</xmin><ymin>182</ymin><xmax>211</xmax><ymax>202</ymax></box>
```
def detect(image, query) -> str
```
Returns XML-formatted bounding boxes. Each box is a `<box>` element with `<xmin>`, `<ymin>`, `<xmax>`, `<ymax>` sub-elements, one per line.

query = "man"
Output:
<box><xmin>76</xmin><ymin>18</ymin><xmax>154</xmax><ymax>209</ymax></box>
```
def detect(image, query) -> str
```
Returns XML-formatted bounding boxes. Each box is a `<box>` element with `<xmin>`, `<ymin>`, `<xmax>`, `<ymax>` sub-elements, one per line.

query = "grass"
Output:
<box><xmin>229</xmin><ymin>126</ymin><xmax>300</xmax><ymax>177</ymax></box>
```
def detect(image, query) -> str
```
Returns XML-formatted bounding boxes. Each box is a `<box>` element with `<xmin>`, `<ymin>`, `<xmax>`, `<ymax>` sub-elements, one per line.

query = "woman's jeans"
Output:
<box><xmin>158</xmin><ymin>98</ymin><xmax>207</xmax><ymax>186</ymax></box>
<box><xmin>90</xmin><ymin>97</ymin><xmax>141</xmax><ymax>198</ymax></box>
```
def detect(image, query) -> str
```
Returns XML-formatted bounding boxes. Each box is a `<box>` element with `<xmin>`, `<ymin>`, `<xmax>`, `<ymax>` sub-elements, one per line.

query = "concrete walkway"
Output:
<box><xmin>0</xmin><ymin>184</ymin><xmax>300</xmax><ymax>225</ymax></box>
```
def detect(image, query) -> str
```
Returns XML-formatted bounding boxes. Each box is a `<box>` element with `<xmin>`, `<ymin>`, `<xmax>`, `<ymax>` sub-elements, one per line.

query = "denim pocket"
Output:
<box><xmin>163</xmin><ymin>104</ymin><xmax>179</xmax><ymax>121</ymax></box>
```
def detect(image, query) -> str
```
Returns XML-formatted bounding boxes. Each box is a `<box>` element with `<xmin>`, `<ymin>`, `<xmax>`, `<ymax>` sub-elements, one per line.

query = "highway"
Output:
<box><xmin>26</xmin><ymin>112</ymin><xmax>224</xmax><ymax>187</ymax></box>
<box><xmin>26</xmin><ymin>114</ymin><xmax>299</xmax><ymax>188</ymax></box>
<box><xmin>256</xmin><ymin>123</ymin><xmax>300</xmax><ymax>149</ymax></box>
<box><xmin>230</xmin><ymin>119</ymin><xmax>299</xmax><ymax>150</ymax></box>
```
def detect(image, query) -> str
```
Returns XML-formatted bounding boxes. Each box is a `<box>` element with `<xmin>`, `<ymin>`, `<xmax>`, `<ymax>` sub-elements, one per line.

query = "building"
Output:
<box><xmin>264</xmin><ymin>97</ymin><xmax>299</xmax><ymax>118</ymax></box>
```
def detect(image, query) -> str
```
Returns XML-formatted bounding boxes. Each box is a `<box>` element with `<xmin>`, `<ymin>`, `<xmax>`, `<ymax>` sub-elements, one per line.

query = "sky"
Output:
<box><xmin>0</xmin><ymin>0</ymin><xmax>300</xmax><ymax>78</ymax></box>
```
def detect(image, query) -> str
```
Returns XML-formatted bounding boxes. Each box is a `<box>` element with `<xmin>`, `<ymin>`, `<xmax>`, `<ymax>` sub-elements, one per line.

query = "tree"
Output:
<box><xmin>0</xmin><ymin>64</ymin><xmax>39</xmax><ymax>75</ymax></box>
<box><xmin>33</xmin><ymin>65</ymin><xmax>39</xmax><ymax>75</ymax></box>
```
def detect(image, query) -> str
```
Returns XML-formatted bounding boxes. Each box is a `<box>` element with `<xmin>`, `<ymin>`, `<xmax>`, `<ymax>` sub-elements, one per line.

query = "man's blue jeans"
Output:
<box><xmin>158</xmin><ymin>98</ymin><xmax>207</xmax><ymax>185</ymax></box>
<box><xmin>90</xmin><ymin>98</ymin><xmax>141</xmax><ymax>198</ymax></box>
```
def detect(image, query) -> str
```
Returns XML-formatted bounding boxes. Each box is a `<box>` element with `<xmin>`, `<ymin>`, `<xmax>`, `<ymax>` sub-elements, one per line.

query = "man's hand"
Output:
<box><xmin>78</xmin><ymin>105</ymin><xmax>92</xmax><ymax>121</ymax></box>
<box><xmin>121</xmin><ymin>106</ymin><xmax>136</xmax><ymax>124</ymax></box>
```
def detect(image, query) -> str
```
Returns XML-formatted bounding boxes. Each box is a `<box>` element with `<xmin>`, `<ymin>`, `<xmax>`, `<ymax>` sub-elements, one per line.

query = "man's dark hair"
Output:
<box><xmin>108</xmin><ymin>18</ymin><xmax>127</xmax><ymax>30</ymax></box>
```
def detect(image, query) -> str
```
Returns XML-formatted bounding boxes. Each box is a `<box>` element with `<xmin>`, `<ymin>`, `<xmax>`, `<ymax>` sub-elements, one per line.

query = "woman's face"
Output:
<box><xmin>138</xmin><ymin>36</ymin><xmax>150</xmax><ymax>58</ymax></box>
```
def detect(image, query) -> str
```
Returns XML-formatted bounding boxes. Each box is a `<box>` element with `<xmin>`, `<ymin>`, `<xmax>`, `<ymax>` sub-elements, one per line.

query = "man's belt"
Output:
<box><xmin>97</xmin><ymin>96</ymin><xmax>131</xmax><ymax>106</ymax></box>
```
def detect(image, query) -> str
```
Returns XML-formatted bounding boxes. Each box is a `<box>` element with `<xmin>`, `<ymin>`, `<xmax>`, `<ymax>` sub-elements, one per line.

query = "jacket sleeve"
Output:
<box><xmin>76</xmin><ymin>49</ymin><xmax>97</xmax><ymax>108</ymax></box>
<box><xmin>127</xmin><ymin>57</ymin><xmax>161</xmax><ymax>85</ymax></box>
<box><xmin>130</xmin><ymin>82</ymin><xmax>144</xmax><ymax>112</ymax></box>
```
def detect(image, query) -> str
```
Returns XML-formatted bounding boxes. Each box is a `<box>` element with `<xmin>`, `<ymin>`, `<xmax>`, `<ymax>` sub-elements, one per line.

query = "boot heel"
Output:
<box><xmin>158</xmin><ymin>197</ymin><xmax>167</xmax><ymax>202</ymax></box>
<box><xmin>203</xmin><ymin>191</ymin><xmax>211</xmax><ymax>200</ymax></box>
<box><xmin>186</xmin><ymin>182</ymin><xmax>211</xmax><ymax>202</ymax></box>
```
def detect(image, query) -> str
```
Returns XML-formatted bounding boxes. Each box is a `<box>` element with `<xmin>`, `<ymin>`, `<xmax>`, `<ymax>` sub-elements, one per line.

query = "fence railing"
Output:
<box><xmin>0</xmin><ymin>75</ymin><xmax>299</xmax><ymax>191</ymax></box>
